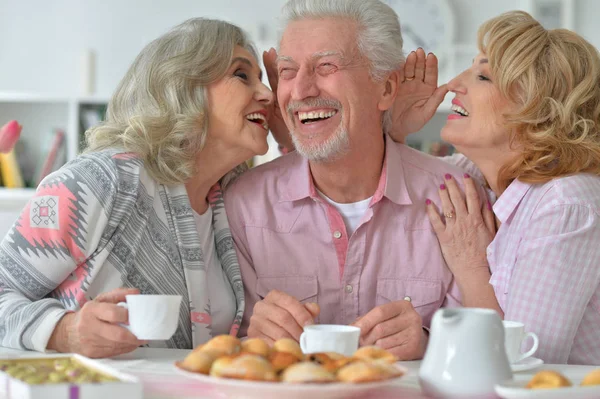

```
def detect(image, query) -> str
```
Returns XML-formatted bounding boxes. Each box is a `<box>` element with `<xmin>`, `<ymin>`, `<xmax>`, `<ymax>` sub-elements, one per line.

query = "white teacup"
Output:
<box><xmin>117</xmin><ymin>294</ymin><xmax>182</xmax><ymax>340</ymax></box>
<box><xmin>503</xmin><ymin>320</ymin><xmax>539</xmax><ymax>364</ymax></box>
<box><xmin>299</xmin><ymin>324</ymin><xmax>360</xmax><ymax>356</ymax></box>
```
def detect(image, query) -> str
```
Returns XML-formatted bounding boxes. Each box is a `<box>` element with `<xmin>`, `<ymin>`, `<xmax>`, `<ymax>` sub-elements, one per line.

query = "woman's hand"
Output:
<box><xmin>388</xmin><ymin>48</ymin><xmax>449</xmax><ymax>143</ymax></box>
<box><xmin>47</xmin><ymin>287</ymin><xmax>147</xmax><ymax>358</ymax></box>
<box><xmin>425</xmin><ymin>173</ymin><xmax>496</xmax><ymax>282</ymax></box>
<box><xmin>0</xmin><ymin>120</ymin><xmax>22</xmax><ymax>153</ymax></box>
<box><xmin>262</xmin><ymin>48</ymin><xmax>295</xmax><ymax>152</ymax></box>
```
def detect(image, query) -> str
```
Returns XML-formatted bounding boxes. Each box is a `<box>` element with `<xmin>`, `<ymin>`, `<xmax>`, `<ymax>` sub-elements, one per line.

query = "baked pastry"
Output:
<box><xmin>526</xmin><ymin>370</ymin><xmax>572</xmax><ymax>389</ymax></box>
<box><xmin>306</xmin><ymin>353</ymin><xmax>355</xmax><ymax>373</ymax></box>
<box><xmin>581</xmin><ymin>368</ymin><xmax>600</xmax><ymax>386</ymax></box>
<box><xmin>353</xmin><ymin>346</ymin><xmax>397</xmax><ymax>364</ymax></box>
<box><xmin>209</xmin><ymin>354</ymin><xmax>238</xmax><ymax>377</ymax></box>
<box><xmin>241</xmin><ymin>338</ymin><xmax>271</xmax><ymax>358</ymax></box>
<box><xmin>177</xmin><ymin>350</ymin><xmax>217</xmax><ymax>374</ymax></box>
<box><xmin>211</xmin><ymin>354</ymin><xmax>277</xmax><ymax>382</ymax></box>
<box><xmin>273</xmin><ymin>338</ymin><xmax>304</xmax><ymax>361</ymax></box>
<box><xmin>281</xmin><ymin>361</ymin><xmax>336</xmax><ymax>383</ymax></box>
<box><xmin>269</xmin><ymin>351</ymin><xmax>301</xmax><ymax>373</ymax></box>
<box><xmin>202</xmin><ymin>335</ymin><xmax>242</xmax><ymax>357</ymax></box>
<box><xmin>371</xmin><ymin>359</ymin><xmax>404</xmax><ymax>378</ymax></box>
<box><xmin>337</xmin><ymin>360</ymin><xmax>390</xmax><ymax>383</ymax></box>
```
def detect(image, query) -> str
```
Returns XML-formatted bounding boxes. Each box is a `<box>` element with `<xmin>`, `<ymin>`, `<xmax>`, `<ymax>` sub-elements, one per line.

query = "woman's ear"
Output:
<box><xmin>377</xmin><ymin>70</ymin><xmax>400</xmax><ymax>112</ymax></box>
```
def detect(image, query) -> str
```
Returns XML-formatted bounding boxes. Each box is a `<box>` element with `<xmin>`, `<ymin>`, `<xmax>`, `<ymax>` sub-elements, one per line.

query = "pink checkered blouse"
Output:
<box><xmin>454</xmin><ymin>154</ymin><xmax>600</xmax><ymax>365</ymax></box>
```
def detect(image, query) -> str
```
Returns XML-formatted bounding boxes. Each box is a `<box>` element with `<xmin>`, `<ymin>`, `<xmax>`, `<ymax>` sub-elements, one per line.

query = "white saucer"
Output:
<box><xmin>511</xmin><ymin>356</ymin><xmax>544</xmax><ymax>372</ymax></box>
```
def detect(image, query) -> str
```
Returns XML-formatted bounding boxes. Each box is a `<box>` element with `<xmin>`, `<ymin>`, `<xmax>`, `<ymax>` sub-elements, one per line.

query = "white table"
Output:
<box><xmin>0</xmin><ymin>346</ymin><xmax>595</xmax><ymax>398</ymax></box>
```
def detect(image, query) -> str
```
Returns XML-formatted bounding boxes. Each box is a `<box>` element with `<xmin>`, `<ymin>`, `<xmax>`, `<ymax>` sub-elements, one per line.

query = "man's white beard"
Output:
<box><xmin>291</xmin><ymin>124</ymin><xmax>350</xmax><ymax>163</ymax></box>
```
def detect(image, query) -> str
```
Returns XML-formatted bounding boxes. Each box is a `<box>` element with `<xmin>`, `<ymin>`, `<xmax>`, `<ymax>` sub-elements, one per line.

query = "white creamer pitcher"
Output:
<box><xmin>419</xmin><ymin>308</ymin><xmax>512</xmax><ymax>397</ymax></box>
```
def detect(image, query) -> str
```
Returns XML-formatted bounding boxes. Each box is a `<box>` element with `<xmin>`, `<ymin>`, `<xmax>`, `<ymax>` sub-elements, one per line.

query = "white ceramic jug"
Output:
<box><xmin>419</xmin><ymin>308</ymin><xmax>512</xmax><ymax>398</ymax></box>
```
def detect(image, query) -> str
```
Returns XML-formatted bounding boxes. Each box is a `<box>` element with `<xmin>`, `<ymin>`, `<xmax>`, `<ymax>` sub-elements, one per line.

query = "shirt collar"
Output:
<box><xmin>279</xmin><ymin>134</ymin><xmax>413</xmax><ymax>206</ymax></box>
<box><xmin>492</xmin><ymin>179</ymin><xmax>533</xmax><ymax>223</ymax></box>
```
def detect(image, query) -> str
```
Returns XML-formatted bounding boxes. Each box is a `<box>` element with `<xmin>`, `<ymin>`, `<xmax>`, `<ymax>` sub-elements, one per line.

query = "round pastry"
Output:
<box><xmin>371</xmin><ymin>359</ymin><xmax>404</xmax><ymax>378</ymax></box>
<box><xmin>353</xmin><ymin>346</ymin><xmax>397</xmax><ymax>364</ymax></box>
<box><xmin>214</xmin><ymin>354</ymin><xmax>277</xmax><ymax>382</ymax></box>
<box><xmin>306</xmin><ymin>353</ymin><xmax>354</xmax><ymax>373</ymax></box>
<box><xmin>337</xmin><ymin>361</ymin><xmax>390</xmax><ymax>383</ymax></box>
<box><xmin>202</xmin><ymin>335</ymin><xmax>242</xmax><ymax>357</ymax></box>
<box><xmin>209</xmin><ymin>355</ymin><xmax>238</xmax><ymax>378</ymax></box>
<box><xmin>269</xmin><ymin>351</ymin><xmax>301</xmax><ymax>373</ymax></box>
<box><xmin>581</xmin><ymin>368</ymin><xmax>600</xmax><ymax>386</ymax></box>
<box><xmin>526</xmin><ymin>370</ymin><xmax>572</xmax><ymax>389</ymax></box>
<box><xmin>241</xmin><ymin>338</ymin><xmax>271</xmax><ymax>358</ymax></box>
<box><xmin>273</xmin><ymin>338</ymin><xmax>304</xmax><ymax>361</ymax></box>
<box><xmin>177</xmin><ymin>350</ymin><xmax>216</xmax><ymax>374</ymax></box>
<box><xmin>281</xmin><ymin>362</ymin><xmax>336</xmax><ymax>383</ymax></box>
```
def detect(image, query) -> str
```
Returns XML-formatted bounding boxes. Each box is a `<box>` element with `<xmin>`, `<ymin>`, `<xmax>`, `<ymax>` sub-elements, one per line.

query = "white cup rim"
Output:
<box><xmin>125</xmin><ymin>294</ymin><xmax>182</xmax><ymax>299</ymax></box>
<box><xmin>503</xmin><ymin>320</ymin><xmax>525</xmax><ymax>329</ymax></box>
<box><xmin>303</xmin><ymin>324</ymin><xmax>360</xmax><ymax>333</ymax></box>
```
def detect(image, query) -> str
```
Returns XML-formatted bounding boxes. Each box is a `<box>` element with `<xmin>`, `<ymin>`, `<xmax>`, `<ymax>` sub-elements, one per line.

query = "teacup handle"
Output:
<box><xmin>116</xmin><ymin>302</ymin><xmax>133</xmax><ymax>333</ymax></box>
<box><xmin>299</xmin><ymin>332</ymin><xmax>307</xmax><ymax>354</ymax></box>
<box><xmin>516</xmin><ymin>332</ymin><xmax>539</xmax><ymax>362</ymax></box>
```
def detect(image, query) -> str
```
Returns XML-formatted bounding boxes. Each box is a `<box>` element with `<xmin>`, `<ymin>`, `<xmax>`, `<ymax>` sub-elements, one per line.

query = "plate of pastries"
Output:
<box><xmin>175</xmin><ymin>335</ymin><xmax>410</xmax><ymax>399</ymax></box>
<box><xmin>495</xmin><ymin>368</ymin><xmax>600</xmax><ymax>398</ymax></box>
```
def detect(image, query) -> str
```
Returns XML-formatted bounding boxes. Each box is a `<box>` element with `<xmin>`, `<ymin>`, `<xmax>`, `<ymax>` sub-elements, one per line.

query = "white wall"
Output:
<box><xmin>2</xmin><ymin>0</ymin><xmax>597</xmax><ymax>97</ymax></box>
<box><xmin>0</xmin><ymin>0</ymin><xmax>284</xmax><ymax>96</ymax></box>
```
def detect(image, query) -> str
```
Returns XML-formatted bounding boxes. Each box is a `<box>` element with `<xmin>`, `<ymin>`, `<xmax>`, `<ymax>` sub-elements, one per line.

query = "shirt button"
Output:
<box><xmin>345</xmin><ymin>284</ymin><xmax>353</xmax><ymax>294</ymax></box>
<box><xmin>403</xmin><ymin>296</ymin><xmax>412</xmax><ymax>302</ymax></box>
<box><xmin>333</xmin><ymin>231</ymin><xmax>342</xmax><ymax>239</ymax></box>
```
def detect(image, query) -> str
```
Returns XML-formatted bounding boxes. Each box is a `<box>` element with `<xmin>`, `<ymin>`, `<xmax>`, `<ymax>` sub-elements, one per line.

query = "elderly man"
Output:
<box><xmin>224</xmin><ymin>0</ymin><xmax>468</xmax><ymax>360</ymax></box>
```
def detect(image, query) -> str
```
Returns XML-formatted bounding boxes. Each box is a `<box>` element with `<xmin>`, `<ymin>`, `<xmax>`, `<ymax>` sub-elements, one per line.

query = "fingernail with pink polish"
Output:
<box><xmin>464</xmin><ymin>173</ymin><xmax>470</xmax><ymax>179</ymax></box>
<box><xmin>444</xmin><ymin>174</ymin><xmax>452</xmax><ymax>180</ymax></box>
<box><xmin>487</xmin><ymin>201</ymin><xmax>492</xmax><ymax>210</ymax></box>
<box><xmin>440</xmin><ymin>184</ymin><xmax>446</xmax><ymax>190</ymax></box>
<box><xmin>426</xmin><ymin>199</ymin><xmax>432</xmax><ymax>205</ymax></box>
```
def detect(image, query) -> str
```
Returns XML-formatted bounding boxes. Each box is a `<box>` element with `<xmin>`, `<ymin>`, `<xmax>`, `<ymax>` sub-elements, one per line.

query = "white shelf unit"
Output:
<box><xmin>0</xmin><ymin>94</ymin><xmax>109</xmax><ymax>238</ymax></box>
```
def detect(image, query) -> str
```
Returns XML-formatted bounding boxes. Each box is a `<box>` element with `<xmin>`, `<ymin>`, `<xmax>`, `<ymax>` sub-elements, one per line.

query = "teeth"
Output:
<box><xmin>451</xmin><ymin>104</ymin><xmax>469</xmax><ymax>117</ymax></box>
<box><xmin>246</xmin><ymin>113</ymin><xmax>266</xmax><ymax>123</ymax></box>
<box><xmin>245</xmin><ymin>112</ymin><xmax>269</xmax><ymax>130</ymax></box>
<box><xmin>298</xmin><ymin>110</ymin><xmax>337</xmax><ymax>122</ymax></box>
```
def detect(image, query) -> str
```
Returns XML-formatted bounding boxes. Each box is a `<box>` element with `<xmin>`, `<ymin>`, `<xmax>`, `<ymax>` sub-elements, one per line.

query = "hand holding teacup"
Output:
<box><xmin>47</xmin><ymin>287</ymin><xmax>146</xmax><ymax>358</ymax></box>
<box><xmin>248</xmin><ymin>290</ymin><xmax>320</xmax><ymax>345</ymax></box>
<box><xmin>351</xmin><ymin>300</ymin><xmax>427</xmax><ymax>361</ymax></box>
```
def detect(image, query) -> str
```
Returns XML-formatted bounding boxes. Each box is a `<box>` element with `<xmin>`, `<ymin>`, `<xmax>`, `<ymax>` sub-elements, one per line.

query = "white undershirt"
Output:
<box><xmin>318</xmin><ymin>191</ymin><xmax>372</xmax><ymax>236</ymax></box>
<box><xmin>192</xmin><ymin>207</ymin><xmax>236</xmax><ymax>336</ymax></box>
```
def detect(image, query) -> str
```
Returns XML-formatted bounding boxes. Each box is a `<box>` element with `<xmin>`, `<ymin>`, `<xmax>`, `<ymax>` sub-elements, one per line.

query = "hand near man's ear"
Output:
<box><xmin>388</xmin><ymin>48</ymin><xmax>448</xmax><ymax>143</ymax></box>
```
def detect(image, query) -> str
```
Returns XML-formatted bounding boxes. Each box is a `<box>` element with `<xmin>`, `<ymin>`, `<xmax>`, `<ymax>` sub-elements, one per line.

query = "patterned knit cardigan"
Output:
<box><xmin>0</xmin><ymin>150</ymin><xmax>245</xmax><ymax>352</ymax></box>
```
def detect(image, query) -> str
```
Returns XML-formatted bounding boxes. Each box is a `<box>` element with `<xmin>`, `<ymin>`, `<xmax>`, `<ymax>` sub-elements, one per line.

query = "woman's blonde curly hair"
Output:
<box><xmin>478</xmin><ymin>11</ymin><xmax>600</xmax><ymax>191</ymax></box>
<box><xmin>84</xmin><ymin>18</ymin><xmax>257</xmax><ymax>189</ymax></box>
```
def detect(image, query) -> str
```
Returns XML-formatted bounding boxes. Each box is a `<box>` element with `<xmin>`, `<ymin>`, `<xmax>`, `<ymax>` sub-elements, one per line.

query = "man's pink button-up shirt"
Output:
<box><xmin>225</xmin><ymin>136</ymin><xmax>465</xmax><ymax>336</ymax></box>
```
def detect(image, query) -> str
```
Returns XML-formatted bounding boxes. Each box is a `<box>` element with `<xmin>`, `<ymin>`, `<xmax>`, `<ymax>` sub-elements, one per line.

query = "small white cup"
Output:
<box><xmin>117</xmin><ymin>294</ymin><xmax>182</xmax><ymax>340</ymax></box>
<box><xmin>503</xmin><ymin>320</ymin><xmax>539</xmax><ymax>364</ymax></box>
<box><xmin>300</xmin><ymin>325</ymin><xmax>360</xmax><ymax>356</ymax></box>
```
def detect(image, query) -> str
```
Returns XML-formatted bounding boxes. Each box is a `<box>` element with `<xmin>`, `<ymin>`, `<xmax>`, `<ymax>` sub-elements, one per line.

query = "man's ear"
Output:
<box><xmin>377</xmin><ymin>69</ymin><xmax>400</xmax><ymax>112</ymax></box>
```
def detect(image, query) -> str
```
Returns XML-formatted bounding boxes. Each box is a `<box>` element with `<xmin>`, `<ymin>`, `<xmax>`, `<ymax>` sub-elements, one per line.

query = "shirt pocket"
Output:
<box><xmin>376</xmin><ymin>278</ymin><xmax>444</xmax><ymax>327</ymax></box>
<box><xmin>255</xmin><ymin>276</ymin><xmax>318</xmax><ymax>305</ymax></box>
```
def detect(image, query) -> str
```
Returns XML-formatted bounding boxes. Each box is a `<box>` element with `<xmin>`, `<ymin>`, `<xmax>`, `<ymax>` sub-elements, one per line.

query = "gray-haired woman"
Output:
<box><xmin>0</xmin><ymin>18</ymin><xmax>273</xmax><ymax>358</ymax></box>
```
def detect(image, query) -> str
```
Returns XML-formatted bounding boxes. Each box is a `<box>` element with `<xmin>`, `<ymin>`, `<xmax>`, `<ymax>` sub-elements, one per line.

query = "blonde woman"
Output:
<box><xmin>391</xmin><ymin>11</ymin><xmax>600</xmax><ymax>364</ymax></box>
<box><xmin>0</xmin><ymin>18</ymin><xmax>273</xmax><ymax>358</ymax></box>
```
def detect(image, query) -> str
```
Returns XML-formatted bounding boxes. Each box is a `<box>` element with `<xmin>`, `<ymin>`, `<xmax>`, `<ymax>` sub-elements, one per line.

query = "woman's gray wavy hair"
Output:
<box><xmin>85</xmin><ymin>18</ymin><xmax>257</xmax><ymax>189</ymax></box>
<box><xmin>280</xmin><ymin>0</ymin><xmax>405</xmax><ymax>133</ymax></box>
